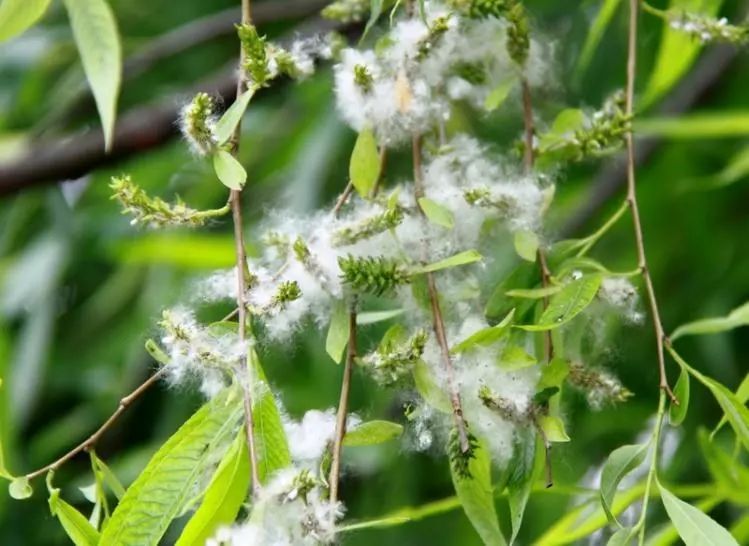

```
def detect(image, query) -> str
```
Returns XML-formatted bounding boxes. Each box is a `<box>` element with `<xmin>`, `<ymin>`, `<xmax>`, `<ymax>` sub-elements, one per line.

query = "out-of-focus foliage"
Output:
<box><xmin>0</xmin><ymin>0</ymin><xmax>747</xmax><ymax>544</ymax></box>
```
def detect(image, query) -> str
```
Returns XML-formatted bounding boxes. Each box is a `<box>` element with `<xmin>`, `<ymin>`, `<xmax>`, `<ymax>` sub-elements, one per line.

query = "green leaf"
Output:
<box><xmin>635</xmin><ymin>111</ymin><xmax>749</xmax><ymax>139</ymax></box>
<box><xmin>176</xmin><ymin>431</ymin><xmax>250</xmax><ymax>546</ymax></box>
<box><xmin>537</xmin><ymin>415</ymin><xmax>570</xmax><ymax>443</ymax></box>
<box><xmin>48</xmin><ymin>487</ymin><xmax>101</xmax><ymax>546</ymax></box>
<box><xmin>551</xmin><ymin>109</ymin><xmax>586</xmax><ymax>134</ymax></box>
<box><xmin>642</xmin><ymin>0</ymin><xmax>723</xmax><ymax>107</ymax></box>
<box><xmin>517</xmin><ymin>274</ymin><xmax>602</xmax><ymax>331</ymax></box>
<box><xmin>659</xmin><ymin>483</ymin><xmax>738</xmax><ymax>546</ymax></box>
<box><xmin>343</xmin><ymin>420</ymin><xmax>403</xmax><ymax>446</ymax></box>
<box><xmin>484</xmin><ymin>78</ymin><xmax>516</xmax><ymax>112</ymax></box>
<box><xmin>0</xmin><ymin>0</ymin><xmax>51</xmax><ymax>42</ymax></box>
<box><xmin>8</xmin><ymin>476</ymin><xmax>32</xmax><ymax>500</ymax></box>
<box><xmin>214</xmin><ymin>88</ymin><xmax>255</xmax><ymax>145</ymax></box>
<box><xmin>99</xmin><ymin>388</ymin><xmax>243</xmax><ymax>545</ymax></box>
<box><xmin>413</xmin><ymin>359</ymin><xmax>451</xmax><ymax>413</ymax></box>
<box><xmin>507</xmin><ymin>432</ymin><xmax>543</xmax><ymax>545</ymax></box>
<box><xmin>599</xmin><ymin>444</ymin><xmax>648</xmax><ymax>524</ymax></box>
<box><xmin>451</xmin><ymin>309</ymin><xmax>514</xmax><ymax>354</ymax></box>
<box><xmin>484</xmin><ymin>263</ymin><xmax>538</xmax><ymax>321</ymax></box>
<box><xmin>357</xmin><ymin>309</ymin><xmax>404</xmax><ymax>325</ymax></box>
<box><xmin>671</xmin><ymin>301</ymin><xmax>749</xmax><ymax>340</ymax></box>
<box><xmin>669</xmin><ymin>367</ymin><xmax>690</xmax><ymax>426</ymax></box>
<box><xmin>607</xmin><ymin>527</ymin><xmax>634</xmax><ymax>546</ymax></box>
<box><xmin>450</xmin><ymin>437</ymin><xmax>507</xmax><ymax>546</ymax></box>
<box><xmin>513</xmin><ymin>230</ymin><xmax>539</xmax><ymax>263</ymax></box>
<box><xmin>412</xmin><ymin>250</ymin><xmax>483</xmax><ymax>274</ymax></box>
<box><xmin>63</xmin><ymin>0</ymin><xmax>121</xmax><ymax>151</ymax></box>
<box><xmin>326</xmin><ymin>301</ymin><xmax>349</xmax><ymax>364</ymax></box>
<box><xmin>350</xmin><ymin>128</ymin><xmax>381</xmax><ymax>198</ymax></box>
<box><xmin>498</xmin><ymin>345</ymin><xmax>537</xmax><ymax>371</ymax></box>
<box><xmin>680</xmin><ymin>145</ymin><xmax>749</xmax><ymax>191</ymax></box>
<box><xmin>418</xmin><ymin>197</ymin><xmax>455</xmax><ymax>229</ymax></box>
<box><xmin>213</xmin><ymin>150</ymin><xmax>247</xmax><ymax>190</ymax></box>
<box><xmin>506</xmin><ymin>286</ymin><xmax>562</xmax><ymax>299</ymax></box>
<box><xmin>537</xmin><ymin>358</ymin><xmax>570</xmax><ymax>393</ymax></box>
<box><xmin>91</xmin><ymin>452</ymin><xmax>125</xmax><ymax>500</ymax></box>
<box><xmin>362</xmin><ymin>0</ymin><xmax>384</xmax><ymax>40</ymax></box>
<box><xmin>575</xmin><ymin>0</ymin><xmax>623</xmax><ymax>79</ymax></box>
<box><xmin>713</xmin><ymin>373</ymin><xmax>749</xmax><ymax>436</ymax></box>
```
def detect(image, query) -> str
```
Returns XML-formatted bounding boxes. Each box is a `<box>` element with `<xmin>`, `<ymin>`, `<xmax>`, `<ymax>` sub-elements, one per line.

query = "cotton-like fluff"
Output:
<box><xmin>599</xmin><ymin>277</ymin><xmax>643</xmax><ymax>324</ymax></box>
<box><xmin>207</xmin><ymin>467</ymin><xmax>344</xmax><ymax>546</ymax></box>
<box><xmin>283</xmin><ymin>409</ymin><xmax>361</xmax><ymax>466</ymax></box>
<box><xmin>159</xmin><ymin>307</ymin><xmax>248</xmax><ymax>398</ymax></box>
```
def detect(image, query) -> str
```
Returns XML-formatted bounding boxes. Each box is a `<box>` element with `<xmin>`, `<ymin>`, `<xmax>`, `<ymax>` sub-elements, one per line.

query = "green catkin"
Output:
<box><xmin>338</xmin><ymin>255</ymin><xmax>411</xmax><ymax>296</ymax></box>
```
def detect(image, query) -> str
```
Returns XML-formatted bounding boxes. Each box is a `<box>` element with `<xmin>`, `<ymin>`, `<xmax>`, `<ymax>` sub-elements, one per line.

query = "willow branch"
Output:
<box><xmin>412</xmin><ymin>134</ymin><xmax>470</xmax><ymax>453</ymax></box>
<box><xmin>25</xmin><ymin>368</ymin><xmax>166</xmax><ymax>481</ymax></box>
<box><xmin>231</xmin><ymin>0</ymin><xmax>262</xmax><ymax>496</ymax></box>
<box><xmin>625</xmin><ymin>0</ymin><xmax>676</xmax><ymax>402</ymax></box>
<box><xmin>329</xmin><ymin>309</ymin><xmax>358</xmax><ymax>507</ymax></box>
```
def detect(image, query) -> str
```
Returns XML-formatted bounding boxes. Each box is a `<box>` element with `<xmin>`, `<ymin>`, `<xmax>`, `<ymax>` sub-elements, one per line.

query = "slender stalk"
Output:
<box><xmin>624</xmin><ymin>0</ymin><xmax>676</xmax><ymax>403</ymax></box>
<box><xmin>231</xmin><ymin>0</ymin><xmax>262</xmax><ymax>495</ymax></box>
<box><xmin>575</xmin><ymin>199</ymin><xmax>629</xmax><ymax>257</ymax></box>
<box><xmin>521</xmin><ymin>77</ymin><xmax>554</xmax><ymax>363</ymax></box>
<box><xmin>329</xmin><ymin>309</ymin><xmax>358</xmax><ymax>506</ymax></box>
<box><xmin>25</xmin><ymin>369</ymin><xmax>166</xmax><ymax>481</ymax></box>
<box><xmin>412</xmin><ymin>133</ymin><xmax>470</xmax><ymax>453</ymax></box>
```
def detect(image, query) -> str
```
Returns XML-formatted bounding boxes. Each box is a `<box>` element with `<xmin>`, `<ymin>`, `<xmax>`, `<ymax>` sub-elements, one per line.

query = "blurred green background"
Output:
<box><xmin>0</xmin><ymin>0</ymin><xmax>747</xmax><ymax>544</ymax></box>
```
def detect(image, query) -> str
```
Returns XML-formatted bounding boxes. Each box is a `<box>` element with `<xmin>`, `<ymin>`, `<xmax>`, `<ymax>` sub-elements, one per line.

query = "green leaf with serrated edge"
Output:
<box><xmin>450</xmin><ymin>437</ymin><xmax>507</xmax><ymax>546</ymax></box>
<box><xmin>671</xmin><ymin>301</ymin><xmax>749</xmax><ymax>340</ymax></box>
<box><xmin>575</xmin><ymin>0</ymin><xmax>623</xmax><ymax>79</ymax></box>
<box><xmin>670</xmin><ymin>348</ymin><xmax>749</xmax><ymax>452</ymax></box>
<box><xmin>99</xmin><ymin>388</ymin><xmax>243</xmax><ymax>545</ymax></box>
<box><xmin>326</xmin><ymin>301</ymin><xmax>349</xmax><ymax>364</ymax></box>
<box><xmin>659</xmin><ymin>483</ymin><xmax>739</xmax><ymax>546</ymax></box>
<box><xmin>418</xmin><ymin>197</ymin><xmax>454</xmax><ymax>229</ymax></box>
<box><xmin>517</xmin><ymin>274</ymin><xmax>602</xmax><ymax>331</ymax></box>
<box><xmin>537</xmin><ymin>415</ymin><xmax>570</xmax><ymax>443</ymax></box>
<box><xmin>412</xmin><ymin>250</ymin><xmax>482</xmax><ymax>275</ymax></box>
<box><xmin>9</xmin><ymin>476</ymin><xmax>32</xmax><ymax>500</ymax></box>
<box><xmin>413</xmin><ymin>359</ymin><xmax>451</xmax><ymax>413</ymax></box>
<box><xmin>498</xmin><ymin>345</ymin><xmax>537</xmax><ymax>371</ymax></box>
<box><xmin>0</xmin><ymin>0</ymin><xmax>51</xmax><ymax>42</ymax></box>
<box><xmin>48</xmin><ymin>485</ymin><xmax>100</xmax><ymax>546</ymax></box>
<box><xmin>213</xmin><ymin>150</ymin><xmax>247</xmax><ymax>190</ymax></box>
<box><xmin>357</xmin><ymin>309</ymin><xmax>404</xmax><ymax>325</ymax></box>
<box><xmin>713</xmin><ymin>373</ymin><xmax>749</xmax><ymax>436</ymax></box>
<box><xmin>451</xmin><ymin>309</ymin><xmax>514</xmax><ymax>354</ymax></box>
<box><xmin>669</xmin><ymin>367</ymin><xmax>690</xmax><ymax>426</ymax></box>
<box><xmin>506</xmin><ymin>285</ymin><xmax>562</xmax><ymax>299</ymax></box>
<box><xmin>63</xmin><ymin>0</ymin><xmax>121</xmax><ymax>151</ymax></box>
<box><xmin>642</xmin><ymin>0</ymin><xmax>723</xmax><ymax>107</ymax></box>
<box><xmin>599</xmin><ymin>444</ymin><xmax>648</xmax><ymax>524</ymax></box>
<box><xmin>607</xmin><ymin>527</ymin><xmax>634</xmax><ymax>546</ymax></box>
<box><xmin>214</xmin><ymin>88</ymin><xmax>255</xmax><ymax>145</ymax></box>
<box><xmin>344</xmin><ymin>421</ymin><xmax>403</xmax><ymax>446</ymax></box>
<box><xmin>484</xmin><ymin>78</ymin><xmax>516</xmax><ymax>112</ymax></box>
<box><xmin>350</xmin><ymin>128</ymin><xmax>381</xmax><ymax>198</ymax></box>
<box><xmin>507</xmin><ymin>431</ymin><xmax>543</xmax><ymax>545</ymax></box>
<box><xmin>513</xmin><ymin>230</ymin><xmax>539</xmax><ymax>263</ymax></box>
<box><xmin>176</xmin><ymin>431</ymin><xmax>250</xmax><ymax>546</ymax></box>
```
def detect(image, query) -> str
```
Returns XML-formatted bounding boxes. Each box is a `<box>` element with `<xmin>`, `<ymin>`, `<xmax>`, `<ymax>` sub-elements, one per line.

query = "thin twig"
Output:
<box><xmin>332</xmin><ymin>182</ymin><xmax>355</xmax><ymax>218</ymax></box>
<box><xmin>624</xmin><ymin>0</ymin><xmax>676</xmax><ymax>403</ymax></box>
<box><xmin>329</xmin><ymin>309</ymin><xmax>358</xmax><ymax>506</ymax></box>
<box><xmin>521</xmin><ymin>77</ymin><xmax>554</xmax><ymax>363</ymax></box>
<box><xmin>25</xmin><ymin>369</ymin><xmax>167</xmax><ymax>481</ymax></box>
<box><xmin>412</xmin><ymin>133</ymin><xmax>470</xmax><ymax>453</ymax></box>
<box><xmin>231</xmin><ymin>0</ymin><xmax>262</xmax><ymax>496</ymax></box>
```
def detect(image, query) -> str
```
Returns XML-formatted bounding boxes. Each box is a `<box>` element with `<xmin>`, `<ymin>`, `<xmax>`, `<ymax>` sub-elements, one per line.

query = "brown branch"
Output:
<box><xmin>25</xmin><ymin>368</ymin><xmax>166</xmax><ymax>481</ymax></box>
<box><xmin>624</xmin><ymin>0</ymin><xmax>676</xmax><ymax>403</ymax></box>
<box><xmin>412</xmin><ymin>133</ymin><xmax>470</xmax><ymax>453</ymax></box>
<box><xmin>231</xmin><ymin>0</ymin><xmax>262</xmax><ymax>497</ymax></box>
<box><xmin>329</xmin><ymin>309</ymin><xmax>357</xmax><ymax>507</ymax></box>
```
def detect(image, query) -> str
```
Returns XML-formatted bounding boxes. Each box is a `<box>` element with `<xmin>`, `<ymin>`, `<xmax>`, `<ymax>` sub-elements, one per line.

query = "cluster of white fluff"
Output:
<box><xmin>600</xmin><ymin>277</ymin><xmax>643</xmax><ymax>324</ymax></box>
<box><xmin>268</xmin><ymin>34</ymin><xmax>337</xmax><ymax>80</ymax></box>
<box><xmin>283</xmin><ymin>409</ymin><xmax>360</xmax><ymax>465</ymax></box>
<box><xmin>333</xmin><ymin>1</ymin><xmax>553</xmax><ymax>145</ymax></box>
<box><xmin>207</xmin><ymin>467</ymin><xmax>343</xmax><ymax>546</ymax></box>
<box><xmin>668</xmin><ymin>12</ymin><xmax>746</xmax><ymax>44</ymax></box>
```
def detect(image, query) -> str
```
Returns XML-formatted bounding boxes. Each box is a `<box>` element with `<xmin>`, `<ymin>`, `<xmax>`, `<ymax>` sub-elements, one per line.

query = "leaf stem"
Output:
<box><xmin>230</xmin><ymin>0</ymin><xmax>262</xmax><ymax>496</ymax></box>
<box><xmin>24</xmin><ymin>369</ymin><xmax>167</xmax><ymax>481</ymax></box>
<box><xmin>412</xmin><ymin>133</ymin><xmax>470</xmax><ymax>453</ymax></box>
<box><xmin>575</xmin><ymin>199</ymin><xmax>629</xmax><ymax>257</ymax></box>
<box><xmin>624</xmin><ymin>0</ymin><xmax>676</xmax><ymax>404</ymax></box>
<box><xmin>329</xmin><ymin>308</ymin><xmax>358</xmax><ymax>507</ymax></box>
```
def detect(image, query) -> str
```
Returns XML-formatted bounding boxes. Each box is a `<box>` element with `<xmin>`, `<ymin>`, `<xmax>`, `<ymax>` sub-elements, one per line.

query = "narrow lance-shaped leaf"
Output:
<box><xmin>518</xmin><ymin>274</ymin><xmax>602</xmax><ymax>331</ymax></box>
<box><xmin>599</xmin><ymin>443</ymin><xmax>649</xmax><ymax>524</ymax></box>
<box><xmin>635</xmin><ymin>111</ymin><xmax>749</xmax><ymax>139</ymax></box>
<box><xmin>214</xmin><ymin>88</ymin><xmax>256</xmax><ymax>145</ymax></box>
<box><xmin>350</xmin><ymin>128</ymin><xmax>381</xmax><ymax>198</ymax></box>
<box><xmin>451</xmin><ymin>309</ymin><xmax>515</xmax><ymax>354</ymax></box>
<box><xmin>575</xmin><ymin>0</ymin><xmax>623</xmax><ymax>78</ymax></box>
<box><xmin>659</xmin><ymin>482</ymin><xmax>739</xmax><ymax>546</ymax></box>
<box><xmin>344</xmin><ymin>420</ymin><xmax>403</xmax><ymax>446</ymax></box>
<box><xmin>418</xmin><ymin>197</ymin><xmax>454</xmax><ymax>229</ymax></box>
<box><xmin>671</xmin><ymin>300</ymin><xmax>749</xmax><ymax>340</ymax></box>
<box><xmin>63</xmin><ymin>0</ymin><xmax>122</xmax><ymax>151</ymax></box>
<box><xmin>176</xmin><ymin>431</ymin><xmax>250</xmax><ymax>546</ymax></box>
<box><xmin>669</xmin><ymin>367</ymin><xmax>690</xmax><ymax>426</ymax></box>
<box><xmin>0</xmin><ymin>0</ymin><xmax>52</xmax><ymax>42</ymax></box>
<box><xmin>412</xmin><ymin>250</ymin><xmax>483</xmax><ymax>274</ymax></box>
<box><xmin>712</xmin><ymin>372</ymin><xmax>749</xmax><ymax>436</ymax></box>
<box><xmin>99</xmin><ymin>388</ymin><xmax>244</xmax><ymax>545</ymax></box>
<box><xmin>326</xmin><ymin>301</ymin><xmax>349</xmax><ymax>364</ymax></box>
<box><xmin>48</xmin><ymin>478</ymin><xmax>101</xmax><ymax>546</ymax></box>
<box><xmin>450</xmin><ymin>437</ymin><xmax>507</xmax><ymax>546</ymax></box>
<box><xmin>513</xmin><ymin>230</ymin><xmax>539</xmax><ymax>263</ymax></box>
<box><xmin>507</xmin><ymin>432</ymin><xmax>543</xmax><ymax>545</ymax></box>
